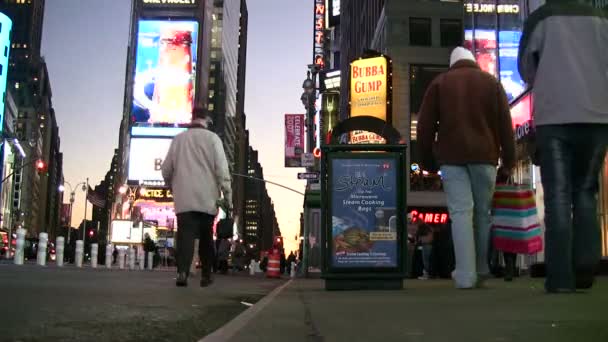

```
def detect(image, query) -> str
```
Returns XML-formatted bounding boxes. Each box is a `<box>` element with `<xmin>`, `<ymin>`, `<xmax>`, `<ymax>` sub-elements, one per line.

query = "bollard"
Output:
<box><xmin>118</xmin><ymin>249</ymin><xmax>126</xmax><ymax>269</ymax></box>
<box><xmin>138</xmin><ymin>247</ymin><xmax>145</xmax><ymax>270</ymax></box>
<box><xmin>147</xmin><ymin>252</ymin><xmax>154</xmax><ymax>271</ymax></box>
<box><xmin>105</xmin><ymin>244</ymin><xmax>113</xmax><ymax>269</ymax></box>
<box><xmin>90</xmin><ymin>243</ymin><xmax>99</xmax><ymax>268</ymax></box>
<box><xmin>128</xmin><ymin>248</ymin><xmax>136</xmax><ymax>270</ymax></box>
<box><xmin>37</xmin><ymin>232</ymin><xmax>48</xmax><ymax>266</ymax></box>
<box><xmin>56</xmin><ymin>237</ymin><xmax>65</xmax><ymax>267</ymax></box>
<box><xmin>290</xmin><ymin>262</ymin><xmax>296</xmax><ymax>278</ymax></box>
<box><xmin>14</xmin><ymin>228</ymin><xmax>26</xmax><ymax>265</ymax></box>
<box><xmin>75</xmin><ymin>240</ymin><xmax>84</xmax><ymax>268</ymax></box>
<box><xmin>249</xmin><ymin>260</ymin><xmax>256</xmax><ymax>276</ymax></box>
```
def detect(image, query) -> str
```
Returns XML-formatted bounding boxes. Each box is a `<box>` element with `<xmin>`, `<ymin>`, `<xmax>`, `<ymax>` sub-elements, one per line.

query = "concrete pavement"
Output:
<box><xmin>226</xmin><ymin>276</ymin><xmax>608</xmax><ymax>342</ymax></box>
<box><xmin>0</xmin><ymin>264</ymin><xmax>284</xmax><ymax>342</ymax></box>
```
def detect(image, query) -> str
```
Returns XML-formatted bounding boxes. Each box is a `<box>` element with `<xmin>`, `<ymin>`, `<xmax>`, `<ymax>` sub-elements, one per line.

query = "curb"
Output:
<box><xmin>199</xmin><ymin>279</ymin><xmax>293</xmax><ymax>342</ymax></box>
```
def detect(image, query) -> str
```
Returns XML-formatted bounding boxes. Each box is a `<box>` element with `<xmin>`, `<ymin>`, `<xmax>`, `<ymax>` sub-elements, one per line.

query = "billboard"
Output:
<box><xmin>111</xmin><ymin>220</ymin><xmax>158</xmax><ymax>244</ymax></box>
<box><xmin>0</xmin><ymin>13</ymin><xmax>12</xmax><ymax>136</ymax></box>
<box><xmin>350</xmin><ymin>56</ymin><xmax>388</xmax><ymax>120</ymax></box>
<box><xmin>128</xmin><ymin>137</ymin><xmax>173</xmax><ymax>182</ymax></box>
<box><xmin>133</xmin><ymin>200</ymin><xmax>176</xmax><ymax>230</ymax></box>
<box><xmin>132</xmin><ymin>20</ymin><xmax>199</xmax><ymax>125</ymax></box>
<box><xmin>285</xmin><ymin>114</ymin><xmax>305</xmax><ymax>167</ymax></box>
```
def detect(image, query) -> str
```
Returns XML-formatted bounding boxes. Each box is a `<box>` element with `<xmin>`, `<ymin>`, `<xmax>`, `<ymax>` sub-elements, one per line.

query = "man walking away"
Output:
<box><xmin>417</xmin><ymin>47</ymin><xmax>516</xmax><ymax>289</ymax></box>
<box><xmin>162</xmin><ymin>107</ymin><xmax>232</xmax><ymax>287</ymax></box>
<box><xmin>518</xmin><ymin>0</ymin><xmax>608</xmax><ymax>293</ymax></box>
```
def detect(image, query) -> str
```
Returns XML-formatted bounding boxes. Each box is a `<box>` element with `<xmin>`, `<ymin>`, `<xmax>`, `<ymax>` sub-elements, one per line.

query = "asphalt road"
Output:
<box><xmin>0</xmin><ymin>264</ymin><xmax>284</xmax><ymax>342</ymax></box>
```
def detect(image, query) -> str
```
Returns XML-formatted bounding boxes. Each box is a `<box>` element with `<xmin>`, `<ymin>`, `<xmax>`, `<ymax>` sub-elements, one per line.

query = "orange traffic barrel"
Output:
<box><xmin>266</xmin><ymin>253</ymin><xmax>281</xmax><ymax>279</ymax></box>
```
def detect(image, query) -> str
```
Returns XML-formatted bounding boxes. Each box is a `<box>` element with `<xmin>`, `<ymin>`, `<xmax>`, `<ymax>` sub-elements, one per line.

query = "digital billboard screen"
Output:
<box><xmin>128</xmin><ymin>137</ymin><xmax>173</xmax><ymax>182</ymax></box>
<box><xmin>498</xmin><ymin>30</ymin><xmax>525</xmax><ymax>101</ymax></box>
<box><xmin>132</xmin><ymin>20</ymin><xmax>199</xmax><ymax>125</ymax></box>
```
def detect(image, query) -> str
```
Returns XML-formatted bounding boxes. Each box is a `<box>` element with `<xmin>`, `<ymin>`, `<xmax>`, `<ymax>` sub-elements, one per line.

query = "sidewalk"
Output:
<box><xmin>218</xmin><ymin>276</ymin><xmax>608</xmax><ymax>342</ymax></box>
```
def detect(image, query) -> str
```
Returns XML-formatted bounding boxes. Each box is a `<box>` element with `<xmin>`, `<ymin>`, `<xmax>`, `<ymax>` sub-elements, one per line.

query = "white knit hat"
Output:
<box><xmin>450</xmin><ymin>47</ymin><xmax>476</xmax><ymax>67</ymax></box>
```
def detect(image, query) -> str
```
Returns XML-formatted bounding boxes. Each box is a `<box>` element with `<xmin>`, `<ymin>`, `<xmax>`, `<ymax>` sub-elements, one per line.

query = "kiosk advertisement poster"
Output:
<box><xmin>330</xmin><ymin>155</ymin><xmax>398</xmax><ymax>268</ymax></box>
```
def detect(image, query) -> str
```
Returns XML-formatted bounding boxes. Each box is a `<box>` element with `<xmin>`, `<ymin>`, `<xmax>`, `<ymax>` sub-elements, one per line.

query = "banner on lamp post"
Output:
<box><xmin>284</xmin><ymin>114</ymin><xmax>305</xmax><ymax>167</ymax></box>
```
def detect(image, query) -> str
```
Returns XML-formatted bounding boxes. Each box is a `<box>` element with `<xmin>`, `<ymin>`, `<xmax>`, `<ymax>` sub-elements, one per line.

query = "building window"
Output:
<box><xmin>409</xmin><ymin>18</ymin><xmax>432</xmax><ymax>46</ymax></box>
<box><xmin>440</xmin><ymin>19</ymin><xmax>462</xmax><ymax>47</ymax></box>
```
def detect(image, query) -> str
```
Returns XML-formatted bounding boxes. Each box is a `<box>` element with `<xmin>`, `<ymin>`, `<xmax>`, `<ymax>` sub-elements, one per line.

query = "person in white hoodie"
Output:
<box><xmin>162</xmin><ymin>107</ymin><xmax>232</xmax><ymax>287</ymax></box>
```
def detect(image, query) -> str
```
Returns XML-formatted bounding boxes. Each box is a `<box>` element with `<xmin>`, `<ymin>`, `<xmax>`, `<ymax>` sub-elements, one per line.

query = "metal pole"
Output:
<box><xmin>67</xmin><ymin>192</ymin><xmax>74</xmax><ymax>244</ymax></box>
<box><xmin>82</xmin><ymin>178</ymin><xmax>89</xmax><ymax>242</ymax></box>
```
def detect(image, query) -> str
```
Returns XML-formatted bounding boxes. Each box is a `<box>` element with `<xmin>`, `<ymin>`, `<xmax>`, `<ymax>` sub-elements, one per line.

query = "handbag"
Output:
<box><xmin>491</xmin><ymin>182</ymin><xmax>543</xmax><ymax>255</ymax></box>
<box><xmin>217</xmin><ymin>215</ymin><xmax>234</xmax><ymax>239</ymax></box>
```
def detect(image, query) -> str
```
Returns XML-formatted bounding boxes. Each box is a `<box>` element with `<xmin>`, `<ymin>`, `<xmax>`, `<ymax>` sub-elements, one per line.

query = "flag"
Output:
<box><xmin>60</xmin><ymin>203</ymin><xmax>71</xmax><ymax>227</ymax></box>
<box><xmin>87</xmin><ymin>186</ymin><xmax>107</xmax><ymax>208</ymax></box>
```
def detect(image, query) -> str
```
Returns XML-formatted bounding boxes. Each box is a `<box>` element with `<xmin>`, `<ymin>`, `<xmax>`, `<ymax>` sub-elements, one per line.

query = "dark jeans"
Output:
<box><xmin>536</xmin><ymin>124</ymin><xmax>608</xmax><ymax>290</ymax></box>
<box><xmin>176</xmin><ymin>211</ymin><xmax>215</xmax><ymax>275</ymax></box>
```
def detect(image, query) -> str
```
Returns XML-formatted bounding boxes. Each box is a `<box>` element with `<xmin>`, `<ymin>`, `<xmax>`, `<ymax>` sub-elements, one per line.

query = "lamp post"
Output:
<box><xmin>59</xmin><ymin>180</ymin><xmax>87</xmax><ymax>244</ymax></box>
<box><xmin>301</xmin><ymin>65</ymin><xmax>320</xmax><ymax>164</ymax></box>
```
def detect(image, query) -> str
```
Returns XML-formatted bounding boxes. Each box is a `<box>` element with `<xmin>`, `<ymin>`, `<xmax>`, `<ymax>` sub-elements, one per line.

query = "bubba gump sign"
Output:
<box><xmin>350</xmin><ymin>56</ymin><xmax>389</xmax><ymax>120</ymax></box>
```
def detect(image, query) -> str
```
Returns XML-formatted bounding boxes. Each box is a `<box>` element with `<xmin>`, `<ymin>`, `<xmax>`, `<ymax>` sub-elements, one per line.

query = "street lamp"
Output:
<box><xmin>59</xmin><ymin>180</ymin><xmax>88</xmax><ymax>244</ymax></box>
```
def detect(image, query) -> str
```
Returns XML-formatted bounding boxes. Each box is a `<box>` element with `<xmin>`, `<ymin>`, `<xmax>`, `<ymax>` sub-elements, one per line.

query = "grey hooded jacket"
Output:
<box><xmin>518</xmin><ymin>2</ymin><xmax>608</xmax><ymax>126</ymax></box>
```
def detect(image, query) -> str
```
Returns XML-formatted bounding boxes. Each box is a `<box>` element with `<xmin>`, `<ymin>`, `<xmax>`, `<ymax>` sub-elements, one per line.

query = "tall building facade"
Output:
<box><xmin>113</xmin><ymin>0</ymin><xmax>250</xmax><ymax>246</ymax></box>
<box><xmin>1</xmin><ymin>0</ymin><xmax>63</xmax><ymax>238</ymax></box>
<box><xmin>243</xmin><ymin>142</ymin><xmax>281</xmax><ymax>258</ymax></box>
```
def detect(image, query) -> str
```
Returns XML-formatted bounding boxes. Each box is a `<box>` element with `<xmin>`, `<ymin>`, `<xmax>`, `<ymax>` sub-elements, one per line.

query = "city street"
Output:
<box><xmin>0</xmin><ymin>264</ymin><xmax>284</xmax><ymax>342</ymax></box>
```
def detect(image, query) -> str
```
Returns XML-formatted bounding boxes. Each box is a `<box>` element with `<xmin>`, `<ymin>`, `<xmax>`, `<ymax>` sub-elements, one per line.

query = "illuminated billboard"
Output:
<box><xmin>132</xmin><ymin>20</ymin><xmax>199</xmax><ymax>125</ymax></box>
<box><xmin>0</xmin><ymin>13</ymin><xmax>12</xmax><ymax>136</ymax></box>
<box><xmin>350</xmin><ymin>56</ymin><xmax>389</xmax><ymax>120</ymax></box>
<box><xmin>111</xmin><ymin>220</ymin><xmax>158</xmax><ymax>244</ymax></box>
<box><xmin>128</xmin><ymin>137</ymin><xmax>172</xmax><ymax>182</ymax></box>
<box><xmin>132</xmin><ymin>200</ymin><xmax>176</xmax><ymax>230</ymax></box>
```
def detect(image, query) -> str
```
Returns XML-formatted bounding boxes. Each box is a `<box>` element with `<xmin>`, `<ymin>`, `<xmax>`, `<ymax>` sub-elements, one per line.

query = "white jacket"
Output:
<box><xmin>161</xmin><ymin>126</ymin><xmax>232</xmax><ymax>215</ymax></box>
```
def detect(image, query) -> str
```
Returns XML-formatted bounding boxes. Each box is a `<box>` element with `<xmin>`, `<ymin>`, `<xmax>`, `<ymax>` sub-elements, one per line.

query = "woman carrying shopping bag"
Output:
<box><xmin>491</xmin><ymin>174</ymin><xmax>543</xmax><ymax>281</ymax></box>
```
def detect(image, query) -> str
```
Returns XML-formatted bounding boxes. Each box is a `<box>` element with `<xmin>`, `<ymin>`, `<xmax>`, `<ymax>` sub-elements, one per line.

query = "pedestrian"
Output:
<box><xmin>162</xmin><ymin>106</ymin><xmax>232</xmax><ymax>287</ymax></box>
<box><xmin>143</xmin><ymin>233</ymin><xmax>156</xmax><ymax>269</ymax></box>
<box><xmin>286</xmin><ymin>251</ymin><xmax>296</xmax><ymax>275</ymax></box>
<box><xmin>416</xmin><ymin>223</ymin><xmax>434</xmax><ymax>280</ymax></box>
<box><xmin>517</xmin><ymin>0</ymin><xmax>608</xmax><ymax>293</ymax></box>
<box><xmin>216</xmin><ymin>238</ymin><xmax>231</xmax><ymax>274</ymax></box>
<box><xmin>417</xmin><ymin>46</ymin><xmax>516</xmax><ymax>289</ymax></box>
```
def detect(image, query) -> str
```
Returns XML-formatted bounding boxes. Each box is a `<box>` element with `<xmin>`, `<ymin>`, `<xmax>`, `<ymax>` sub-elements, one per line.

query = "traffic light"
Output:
<box><xmin>88</xmin><ymin>229</ymin><xmax>95</xmax><ymax>238</ymax></box>
<box><xmin>35</xmin><ymin>159</ymin><xmax>47</xmax><ymax>174</ymax></box>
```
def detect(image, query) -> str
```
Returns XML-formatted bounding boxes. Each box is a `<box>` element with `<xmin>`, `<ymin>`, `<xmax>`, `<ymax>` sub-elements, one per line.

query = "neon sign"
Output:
<box><xmin>313</xmin><ymin>0</ymin><xmax>326</xmax><ymax>69</ymax></box>
<box><xmin>409</xmin><ymin>210</ymin><xmax>449</xmax><ymax>224</ymax></box>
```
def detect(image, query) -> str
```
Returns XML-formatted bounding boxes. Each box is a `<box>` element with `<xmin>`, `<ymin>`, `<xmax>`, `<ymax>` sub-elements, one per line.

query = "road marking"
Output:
<box><xmin>199</xmin><ymin>279</ymin><xmax>293</xmax><ymax>342</ymax></box>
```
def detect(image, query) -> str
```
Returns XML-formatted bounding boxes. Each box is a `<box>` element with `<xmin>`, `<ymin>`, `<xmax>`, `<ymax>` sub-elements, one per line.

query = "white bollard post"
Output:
<box><xmin>290</xmin><ymin>261</ymin><xmax>296</xmax><ymax>278</ymax></box>
<box><xmin>138</xmin><ymin>247</ymin><xmax>145</xmax><ymax>270</ymax></box>
<box><xmin>118</xmin><ymin>248</ymin><xmax>126</xmax><ymax>269</ymax></box>
<box><xmin>75</xmin><ymin>240</ymin><xmax>84</xmax><ymax>268</ymax></box>
<box><xmin>249</xmin><ymin>260</ymin><xmax>255</xmax><ymax>276</ymax></box>
<box><xmin>128</xmin><ymin>248</ymin><xmax>136</xmax><ymax>270</ymax></box>
<box><xmin>56</xmin><ymin>236</ymin><xmax>65</xmax><ymax>267</ymax></box>
<box><xmin>14</xmin><ymin>228</ymin><xmax>26</xmax><ymax>265</ymax></box>
<box><xmin>90</xmin><ymin>243</ymin><xmax>98</xmax><ymax>268</ymax></box>
<box><xmin>105</xmin><ymin>244</ymin><xmax>113</xmax><ymax>269</ymax></box>
<box><xmin>36</xmin><ymin>232</ymin><xmax>48</xmax><ymax>266</ymax></box>
<box><xmin>147</xmin><ymin>252</ymin><xmax>154</xmax><ymax>271</ymax></box>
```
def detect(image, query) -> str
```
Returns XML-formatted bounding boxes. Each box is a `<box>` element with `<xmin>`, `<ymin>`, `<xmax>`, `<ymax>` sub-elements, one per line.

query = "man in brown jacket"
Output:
<box><xmin>417</xmin><ymin>47</ymin><xmax>515</xmax><ymax>289</ymax></box>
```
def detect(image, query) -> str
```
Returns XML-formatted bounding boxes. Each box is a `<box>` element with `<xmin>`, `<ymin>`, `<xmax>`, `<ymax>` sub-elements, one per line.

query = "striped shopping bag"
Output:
<box><xmin>491</xmin><ymin>184</ymin><xmax>543</xmax><ymax>254</ymax></box>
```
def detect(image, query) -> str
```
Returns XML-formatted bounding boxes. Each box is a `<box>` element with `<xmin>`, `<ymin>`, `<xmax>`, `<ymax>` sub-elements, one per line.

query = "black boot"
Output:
<box><xmin>176</xmin><ymin>272</ymin><xmax>188</xmax><ymax>287</ymax></box>
<box><xmin>575</xmin><ymin>266</ymin><xmax>596</xmax><ymax>290</ymax></box>
<box><xmin>200</xmin><ymin>264</ymin><xmax>214</xmax><ymax>287</ymax></box>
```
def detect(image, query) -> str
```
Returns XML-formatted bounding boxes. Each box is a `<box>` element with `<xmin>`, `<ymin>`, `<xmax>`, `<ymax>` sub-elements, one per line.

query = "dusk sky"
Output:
<box><xmin>41</xmin><ymin>0</ymin><xmax>312</xmax><ymax>253</ymax></box>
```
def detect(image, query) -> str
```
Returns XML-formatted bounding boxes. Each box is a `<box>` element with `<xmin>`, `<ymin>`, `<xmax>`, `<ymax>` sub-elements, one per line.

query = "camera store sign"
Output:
<box><xmin>464</xmin><ymin>2</ymin><xmax>519</xmax><ymax>14</ymax></box>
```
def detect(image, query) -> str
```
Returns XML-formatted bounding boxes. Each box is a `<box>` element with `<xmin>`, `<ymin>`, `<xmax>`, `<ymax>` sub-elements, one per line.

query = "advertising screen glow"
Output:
<box><xmin>0</xmin><ymin>13</ymin><xmax>12</xmax><ymax>136</ymax></box>
<box><xmin>128</xmin><ymin>137</ymin><xmax>173</xmax><ymax>182</ymax></box>
<box><xmin>132</xmin><ymin>20</ymin><xmax>199</xmax><ymax>125</ymax></box>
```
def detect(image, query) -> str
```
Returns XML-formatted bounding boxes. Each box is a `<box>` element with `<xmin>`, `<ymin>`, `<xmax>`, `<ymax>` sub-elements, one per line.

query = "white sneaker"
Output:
<box><xmin>418</xmin><ymin>275</ymin><xmax>429</xmax><ymax>280</ymax></box>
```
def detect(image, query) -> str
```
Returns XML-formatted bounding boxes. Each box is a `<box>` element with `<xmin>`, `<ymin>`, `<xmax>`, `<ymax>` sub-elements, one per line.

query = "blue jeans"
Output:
<box><xmin>441</xmin><ymin>165</ymin><xmax>497</xmax><ymax>288</ymax></box>
<box><xmin>421</xmin><ymin>244</ymin><xmax>433</xmax><ymax>275</ymax></box>
<box><xmin>536</xmin><ymin>124</ymin><xmax>608</xmax><ymax>290</ymax></box>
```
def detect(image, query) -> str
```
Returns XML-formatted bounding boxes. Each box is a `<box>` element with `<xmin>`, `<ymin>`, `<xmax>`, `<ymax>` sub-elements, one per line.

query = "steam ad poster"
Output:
<box><xmin>330</xmin><ymin>157</ymin><xmax>398</xmax><ymax>268</ymax></box>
